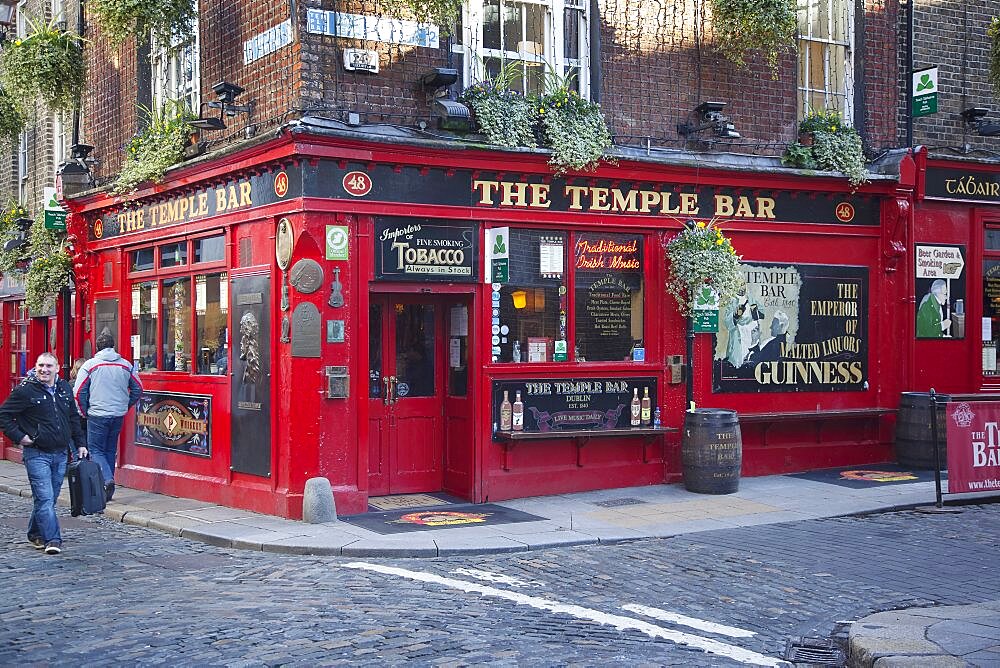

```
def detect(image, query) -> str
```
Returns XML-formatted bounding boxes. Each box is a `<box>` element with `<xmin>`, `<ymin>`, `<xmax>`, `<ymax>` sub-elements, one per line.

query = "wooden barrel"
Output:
<box><xmin>894</xmin><ymin>392</ymin><xmax>949</xmax><ymax>470</ymax></box>
<box><xmin>682</xmin><ymin>409</ymin><xmax>742</xmax><ymax>494</ymax></box>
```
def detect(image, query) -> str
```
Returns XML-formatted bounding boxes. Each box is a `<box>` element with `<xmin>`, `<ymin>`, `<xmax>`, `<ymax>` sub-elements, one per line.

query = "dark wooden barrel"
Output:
<box><xmin>682</xmin><ymin>409</ymin><xmax>742</xmax><ymax>494</ymax></box>
<box><xmin>894</xmin><ymin>392</ymin><xmax>949</xmax><ymax>470</ymax></box>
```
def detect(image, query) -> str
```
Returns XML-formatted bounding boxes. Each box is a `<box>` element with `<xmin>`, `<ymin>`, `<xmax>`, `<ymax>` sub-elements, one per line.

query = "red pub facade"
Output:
<box><xmin>55</xmin><ymin>125</ymin><xmax>915</xmax><ymax>518</ymax></box>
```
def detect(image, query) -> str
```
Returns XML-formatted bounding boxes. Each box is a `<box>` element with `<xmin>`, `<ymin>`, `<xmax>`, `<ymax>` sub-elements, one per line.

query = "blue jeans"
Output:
<box><xmin>87</xmin><ymin>415</ymin><xmax>124</xmax><ymax>484</ymax></box>
<box><xmin>23</xmin><ymin>447</ymin><xmax>66</xmax><ymax>544</ymax></box>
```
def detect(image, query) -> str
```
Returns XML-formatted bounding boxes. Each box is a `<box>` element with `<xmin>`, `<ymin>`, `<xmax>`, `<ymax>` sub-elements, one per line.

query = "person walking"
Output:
<box><xmin>0</xmin><ymin>352</ymin><xmax>88</xmax><ymax>554</ymax></box>
<box><xmin>73</xmin><ymin>333</ymin><xmax>143</xmax><ymax>501</ymax></box>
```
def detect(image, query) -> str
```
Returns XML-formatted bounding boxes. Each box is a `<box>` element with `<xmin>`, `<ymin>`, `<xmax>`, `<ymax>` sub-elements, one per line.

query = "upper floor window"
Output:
<box><xmin>17</xmin><ymin>130</ymin><xmax>28</xmax><ymax>205</ymax></box>
<box><xmin>796</xmin><ymin>0</ymin><xmax>853</xmax><ymax>119</ymax></box>
<box><xmin>52</xmin><ymin>111</ymin><xmax>67</xmax><ymax>170</ymax></box>
<box><xmin>458</xmin><ymin>0</ymin><xmax>589</xmax><ymax>97</ymax></box>
<box><xmin>151</xmin><ymin>7</ymin><xmax>200</xmax><ymax>113</ymax></box>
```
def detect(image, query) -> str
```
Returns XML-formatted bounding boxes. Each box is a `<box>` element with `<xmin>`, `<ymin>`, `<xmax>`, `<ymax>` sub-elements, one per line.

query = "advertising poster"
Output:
<box><xmin>915</xmin><ymin>244</ymin><xmax>966</xmax><ymax>339</ymax></box>
<box><xmin>713</xmin><ymin>263</ymin><xmax>868</xmax><ymax>393</ymax></box>
<box><xmin>945</xmin><ymin>401</ymin><xmax>1000</xmax><ymax>493</ymax></box>
<box><xmin>135</xmin><ymin>391</ymin><xmax>211</xmax><ymax>456</ymax></box>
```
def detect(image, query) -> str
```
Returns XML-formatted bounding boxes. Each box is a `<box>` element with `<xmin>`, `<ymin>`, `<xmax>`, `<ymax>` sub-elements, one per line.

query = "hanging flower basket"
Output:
<box><xmin>460</xmin><ymin>62</ymin><xmax>539</xmax><ymax>148</ymax></box>
<box><xmin>782</xmin><ymin>110</ymin><xmax>869</xmax><ymax>189</ymax></box>
<box><xmin>537</xmin><ymin>84</ymin><xmax>613</xmax><ymax>176</ymax></box>
<box><xmin>114</xmin><ymin>100</ymin><xmax>194</xmax><ymax>195</ymax></box>
<box><xmin>0</xmin><ymin>17</ymin><xmax>86</xmax><ymax>113</ymax></box>
<box><xmin>663</xmin><ymin>220</ymin><xmax>744</xmax><ymax>318</ymax></box>
<box><xmin>88</xmin><ymin>0</ymin><xmax>197</xmax><ymax>46</ymax></box>
<box><xmin>708</xmin><ymin>0</ymin><xmax>797</xmax><ymax>78</ymax></box>
<box><xmin>0</xmin><ymin>86</ymin><xmax>26</xmax><ymax>151</ymax></box>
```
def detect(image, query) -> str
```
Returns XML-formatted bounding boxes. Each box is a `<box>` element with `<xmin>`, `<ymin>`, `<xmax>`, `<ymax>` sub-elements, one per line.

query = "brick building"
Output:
<box><xmin>2</xmin><ymin>0</ymin><xmax>994</xmax><ymax>517</ymax></box>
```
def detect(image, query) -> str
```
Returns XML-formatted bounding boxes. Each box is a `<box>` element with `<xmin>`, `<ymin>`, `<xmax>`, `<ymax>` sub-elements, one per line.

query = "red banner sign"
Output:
<box><xmin>945</xmin><ymin>401</ymin><xmax>1000</xmax><ymax>493</ymax></box>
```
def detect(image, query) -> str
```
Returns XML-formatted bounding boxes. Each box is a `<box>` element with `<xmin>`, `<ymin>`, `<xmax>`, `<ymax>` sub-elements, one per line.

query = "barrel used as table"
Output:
<box><xmin>682</xmin><ymin>408</ymin><xmax>742</xmax><ymax>494</ymax></box>
<box><xmin>894</xmin><ymin>391</ymin><xmax>949</xmax><ymax>470</ymax></box>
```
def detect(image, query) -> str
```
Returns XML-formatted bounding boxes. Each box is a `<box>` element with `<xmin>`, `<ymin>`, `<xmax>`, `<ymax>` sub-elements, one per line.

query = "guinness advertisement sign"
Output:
<box><xmin>713</xmin><ymin>263</ymin><xmax>869</xmax><ymax>393</ymax></box>
<box><xmin>375</xmin><ymin>217</ymin><xmax>479</xmax><ymax>282</ymax></box>
<box><xmin>925</xmin><ymin>166</ymin><xmax>1000</xmax><ymax>204</ymax></box>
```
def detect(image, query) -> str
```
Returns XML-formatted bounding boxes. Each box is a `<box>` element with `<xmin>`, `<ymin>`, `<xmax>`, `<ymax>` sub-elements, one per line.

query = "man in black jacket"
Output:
<box><xmin>0</xmin><ymin>353</ymin><xmax>87</xmax><ymax>554</ymax></box>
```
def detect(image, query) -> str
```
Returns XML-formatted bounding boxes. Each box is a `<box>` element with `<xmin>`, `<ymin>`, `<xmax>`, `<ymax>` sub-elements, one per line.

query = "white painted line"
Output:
<box><xmin>621</xmin><ymin>603</ymin><xmax>756</xmax><ymax>638</ymax></box>
<box><xmin>451</xmin><ymin>567</ymin><xmax>545</xmax><ymax>587</ymax></box>
<box><xmin>344</xmin><ymin>562</ymin><xmax>785</xmax><ymax>667</ymax></box>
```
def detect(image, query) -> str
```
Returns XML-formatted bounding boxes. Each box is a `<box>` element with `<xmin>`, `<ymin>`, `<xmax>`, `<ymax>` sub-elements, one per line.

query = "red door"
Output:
<box><xmin>368</xmin><ymin>296</ymin><xmax>445</xmax><ymax>495</ymax></box>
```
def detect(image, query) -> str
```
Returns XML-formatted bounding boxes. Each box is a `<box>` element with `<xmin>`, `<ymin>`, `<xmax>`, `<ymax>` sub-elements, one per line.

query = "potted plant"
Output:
<box><xmin>990</xmin><ymin>17</ymin><xmax>1000</xmax><ymax>95</ymax></box>
<box><xmin>783</xmin><ymin>110</ymin><xmax>869</xmax><ymax>189</ymax></box>
<box><xmin>460</xmin><ymin>62</ymin><xmax>539</xmax><ymax>148</ymax></box>
<box><xmin>0</xmin><ymin>202</ymin><xmax>32</xmax><ymax>275</ymax></box>
<box><xmin>708</xmin><ymin>0</ymin><xmax>797</xmax><ymax>78</ymax></box>
<box><xmin>537</xmin><ymin>73</ymin><xmax>613</xmax><ymax>175</ymax></box>
<box><xmin>0</xmin><ymin>17</ymin><xmax>86</xmax><ymax>113</ymax></box>
<box><xmin>663</xmin><ymin>220</ymin><xmax>744</xmax><ymax>318</ymax></box>
<box><xmin>24</xmin><ymin>218</ymin><xmax>72</xmax><ymax>314</ymax></box>
<box><xmin>114</xmin><ymin>100</ymin><xmax>194</xmax><ymax>195</ymax></box>
<box><xmin>0</xmin><ymin>86</ymin><xmax>26</xmax><ymax>150</ymax></box>
<box><xmin>87</xmin><ymin>0</ymin><xmax>197</xmax><ymax>46</ymax></box>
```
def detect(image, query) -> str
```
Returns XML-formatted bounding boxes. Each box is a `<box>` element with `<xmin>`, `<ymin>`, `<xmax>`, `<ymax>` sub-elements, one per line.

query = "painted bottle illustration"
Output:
<box><xmin>641</xmin><ymin>387</ymin><xmax>651</xmax><ymax>425</ymax></box>
<box><xmin>630</xmin><ymin>387</ymin><xmax>641</xmax><ymax>426</ymax></box>
<box><xmin>512</xmin><ymin>391</ymin><xmax>524</xmax><ymax>431</ymax></box>
<box><xmin>499</xmin><ymin>391</ymin><xmax>513</xmax><ymax>431</ymax></box>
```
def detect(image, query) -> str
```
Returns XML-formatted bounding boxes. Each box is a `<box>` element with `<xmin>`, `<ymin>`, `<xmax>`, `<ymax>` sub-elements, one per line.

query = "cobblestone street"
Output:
<box><xmin>1</xmin><ymin>492</ymin><xmax>997</xmax><ymax>666</ymax></box>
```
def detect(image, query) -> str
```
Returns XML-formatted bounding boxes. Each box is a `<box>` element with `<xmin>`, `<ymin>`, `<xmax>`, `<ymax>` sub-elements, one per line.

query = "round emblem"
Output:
<box><xmin>491</xmin><ymin>325</ymin><xmax>500</xmax><ymax>335</ymax></box>
<box><xmin>835</xmin><ymin>202</ymin><xmax>856</xmax><ymax>223</ymax></box>
<box><xmin>93</xmin><ymin>219</ymin><xmax>104</xmax><ymax>239</ymax></box>
<box><xmin>326</xmin><ymin>226</ymin><xmax>348</xmax><ymax>258</ymax></box>
<box><xmin>342</xmin><ymin>171</ymin><xmax>373</xmax><ymax>197</ymax></box>
<box><xmin>275</xmin><ymin>218</ymin><xmax>294</xmax><ymax>271</ymax></box>
<box><xmin>274</xmin><ymin>171</ymin><xmax>289</xmax><ymax>198</ymax></box>
<box><xmin>396</xmin><ymin>382</ymin><xmax>410</xmax><ymax>397</ymax></box>
<box><xmin>289</xmin><ymin>259</ymin><xmax>324</xmax><ymax>294</ymax></box>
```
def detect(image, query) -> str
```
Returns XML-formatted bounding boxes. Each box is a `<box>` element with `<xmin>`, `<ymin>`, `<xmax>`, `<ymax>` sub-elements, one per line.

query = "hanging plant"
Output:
<box><xmin>708</xmin><ymin>0</ymin><xmax>797</xmax><ymax>78</ymax></box>
<box><xmin>0</xmin><ymin>17</ymin><xmax>86</xmax><ymax>113</ymax></box>
<box><xmin>0</xmin><ymin>86</ymin><xmax>26</xmax><ymax>151</ymax></box>
<box><xmin>0</xmin><ymin>202</ymin><xmax>32</xmax><ymax>275</ymax></box>
<box><xmin>663</xmin><ymin>220</ymin><xmax>744</xmax><ymax>318</ymax></box>
<box><xmin>25</xmin><ymin>217</ymin><xmax>72</xmax><ymax>314</ymax></box>
<box><xmin>537</xmin><ymin>73</ymin><xmax>613</xmax><ymax>176</ymax></box>
<box><xmin>783</xmin><ymin>110</ymin><xmax>868</xmax><ymax>189</ymax></box>
<box><xmin>989</xmin><ymin>17</ymin><xmax>1000</xmax><ymax>95</ymax></box>
<box><xmin>114</xmin><ymin>100</ymin><xmax>194</xmax><ymax>195</ymax></box>
<box><xmin>378</xmin><ymin>0</ymin><xmax>462</xmax><ymax>33</ymax></box>
<box><xmin>87</xmin><ymin>0</ymin><xmax>197</xmax><ymax>47</ymax></box>
<box><xmin>460</xmin><ymin>61</ymin><xmax>539</xmax><ymax>148</ymax></box>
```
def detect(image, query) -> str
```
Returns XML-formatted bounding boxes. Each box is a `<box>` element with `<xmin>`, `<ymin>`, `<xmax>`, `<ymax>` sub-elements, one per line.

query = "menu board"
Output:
<box><xmin>574</xmin><ymin>233</ymin><xmax>643</xmax><ymax>362</ymax></box>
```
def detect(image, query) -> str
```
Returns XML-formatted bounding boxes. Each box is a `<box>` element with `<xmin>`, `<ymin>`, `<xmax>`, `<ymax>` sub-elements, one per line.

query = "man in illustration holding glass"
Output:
<box><xmin>916</xmin><ymin>279</ymin><xmax>952</xmax><ymax>338</ymax></box>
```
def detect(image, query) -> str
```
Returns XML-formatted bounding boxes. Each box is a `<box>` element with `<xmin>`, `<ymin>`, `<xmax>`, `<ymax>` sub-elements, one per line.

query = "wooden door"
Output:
<box><xmin>368</xmin><ymin>296</ymin><xmax>444</xmax><ymax>495</ymax></box>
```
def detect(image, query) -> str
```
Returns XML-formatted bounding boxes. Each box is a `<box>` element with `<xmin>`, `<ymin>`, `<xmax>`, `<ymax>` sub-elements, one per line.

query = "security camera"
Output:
<box><xmin>960</xmin><ymin>107</ymin><xmax>990</xmax><ymax>122</ymax></box>
<box><xmin>978</xmin><ymin>123</ymin><xmax>1000</xmax><ymax>137</ymax></box>
<box><xmin>695</xmin><ymin>101</ymin><xmax>726</xmax><ymax>115</ymax></box>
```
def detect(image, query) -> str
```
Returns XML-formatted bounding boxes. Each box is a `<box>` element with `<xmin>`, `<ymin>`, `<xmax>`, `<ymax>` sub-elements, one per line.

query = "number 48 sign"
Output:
<box><xmin>342</xmin><ymin>171</ymin><xmax>373</xmax><ymax>197</ymax></box>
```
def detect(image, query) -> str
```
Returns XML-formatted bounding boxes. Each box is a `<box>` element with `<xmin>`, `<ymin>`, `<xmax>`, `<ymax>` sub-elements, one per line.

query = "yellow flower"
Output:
<box><xmin>716</xmin><ymin>239</ymin><xmax>723</xmax><ymax>245</ymax></box>
<box><xmin>696</xmin><ymin>221</ymin><xmax>706</xmax><ymax>228</ymax></box>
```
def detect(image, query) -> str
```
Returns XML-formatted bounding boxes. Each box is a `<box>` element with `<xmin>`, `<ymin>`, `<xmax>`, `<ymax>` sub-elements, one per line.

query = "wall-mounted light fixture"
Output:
<box><xmin>55</xmin><ymin>143</ymin><xmax>95</xmax><ymax>198</ymax></box>
<box><xmin>421</xmin><ymin>67</ymin><xmax>472</xmax><ymax>131</ymax></box>
<box><xmin>190</xmin><ymin>80</ymin><xmax>253</xmax><ymax>132</ymax></box>
<box><xmin>511</xmin><ymin>290</ymin><xmax>527</xmax><ymax>309</ymax></box>
<box><xmin>0</xmin><ymin>0</ymin><xmax>16</xmax><ymax>28</ymax></box>
<box><xmin>677</xmin><ymin>101</ymin><xmax>741</xmax><ymax>140</ymax></box>
<box><xmin>960</xmin><ymin>107</ymin><xmax>1000</xmax><ymax>137</ymax></box>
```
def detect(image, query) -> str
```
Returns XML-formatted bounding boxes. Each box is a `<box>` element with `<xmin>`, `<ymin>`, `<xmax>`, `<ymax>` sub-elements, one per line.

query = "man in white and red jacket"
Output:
<box><xmin>74</xmin><ymin>332</ymin><xmax>143</xmax><ymax>501</ymax></box>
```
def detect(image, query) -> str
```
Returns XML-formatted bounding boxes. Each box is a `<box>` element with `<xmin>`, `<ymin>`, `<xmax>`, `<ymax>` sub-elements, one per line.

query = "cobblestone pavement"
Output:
<box><xmin>1</xmin><ymin>492</ymin><xmax>997</xmax><ymax>667</ymax></box>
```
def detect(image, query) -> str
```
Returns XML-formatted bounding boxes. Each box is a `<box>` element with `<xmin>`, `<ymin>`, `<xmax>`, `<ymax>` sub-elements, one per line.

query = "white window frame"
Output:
<box><xmin>796</xmin><ymin>0</ymin><xmax>854</xmax><ymax>121</ymax></box>
<box><xmin>50</xmin><ymin>0</ymin><xmax>62</xmax><ymax>21</ymax></box>
<box><xmin>457</xmin><ymin>0</ymin><xmax>590</xmax><ymax>98</ymax></box>
<box><xmin>151</xmin><ymin>8</ymin><xmax>200</xmax><ymax>114</ymax></box>
<box><xmin>17</xmin><ymin>130</ymin><xmax>28</xmax><ymax>205</ymax></box>
<box><xmin>15</xmin><ymin>0</ymin><xmax>26</xmax><ymax>37</ymax></box>
<box><xmin>52</xmin><ymin>111</ymin><xmax>67</xmax><ymax>170</ymax></box>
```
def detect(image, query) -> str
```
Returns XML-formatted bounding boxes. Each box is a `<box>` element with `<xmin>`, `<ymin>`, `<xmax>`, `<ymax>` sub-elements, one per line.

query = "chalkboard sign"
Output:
<box><xmin>492</xmin><ymin>377</ymin><xmax>657</xmax><ymax>438</ymax></box>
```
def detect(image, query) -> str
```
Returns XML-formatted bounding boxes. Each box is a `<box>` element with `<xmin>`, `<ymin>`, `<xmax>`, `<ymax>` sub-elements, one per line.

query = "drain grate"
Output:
<box><xmin>784</xmin><ymin>636</ymin><xmax>845</xmax><ymax>666</ymax></box>
<box><xmin>591</xmin><ymin>497</ymin><xmax>648</xmax><ymax>508</ymax></box>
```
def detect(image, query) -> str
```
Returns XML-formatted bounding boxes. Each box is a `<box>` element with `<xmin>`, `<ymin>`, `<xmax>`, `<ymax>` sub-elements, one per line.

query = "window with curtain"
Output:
<box><xmin>151</xmin><ymin>5</ymin><xmax>200</xmax><ymax>114</ymax></box>
<box><xmin>796</xmin><ymin>0</ymin><xmax>853</xmax><ymax>119</ymax></box>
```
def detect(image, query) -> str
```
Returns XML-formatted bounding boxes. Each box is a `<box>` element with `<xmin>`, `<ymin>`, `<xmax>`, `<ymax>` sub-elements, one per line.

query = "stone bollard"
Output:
<box><xmin>302</xmin><ymin>477</ymin><xmax>337</xmax><ymax>523</ymax></box>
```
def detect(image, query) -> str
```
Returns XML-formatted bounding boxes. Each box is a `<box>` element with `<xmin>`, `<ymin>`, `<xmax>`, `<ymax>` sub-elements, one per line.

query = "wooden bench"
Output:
<box><xmin>738</xmin><ymin>408</ymin><xmax>896</xmax><ymax>446</ymax></box>
<box><xmin>494</xmin><ymin>426</ymin><xmax>678</xmax><ymax>470</ymax></box>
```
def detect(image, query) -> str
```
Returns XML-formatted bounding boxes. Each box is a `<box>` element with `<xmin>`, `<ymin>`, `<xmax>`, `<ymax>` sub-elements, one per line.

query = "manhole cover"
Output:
<box><xmin>591</xmin><ymin>497</ymin><xmax>648</xmax><ymax>508</ymax></box>
<box><xmin>784</xmin><ymin>636</ymin><xmax>845</xmax><ymax>666</ymax></box>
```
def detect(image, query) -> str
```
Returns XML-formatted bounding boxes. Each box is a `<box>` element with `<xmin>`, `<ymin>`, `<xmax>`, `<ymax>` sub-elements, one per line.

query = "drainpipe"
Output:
<box><xmin>589</xmin><ymin>0</ymin><xmax>601</xmax><ymax>103</ymax></box>
<box><xmin>905</xmin><ymin>0</ymin><xmax>913</xmax><ymax>147</ymax></box>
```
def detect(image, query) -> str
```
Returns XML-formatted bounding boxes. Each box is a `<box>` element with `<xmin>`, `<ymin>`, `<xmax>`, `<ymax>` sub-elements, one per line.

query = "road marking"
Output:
<box><xmin>344</xmin><ymin>562</ymin><xmax>785</xmax><ymax>667</ymax></box>
<box><xmin>451</xmin><ymin>568</ymin><xmax>545</xmax><ymax>587</ymax></box>
<box><xmin>621</xmin><ymin>603</ymin><xmax>756</xmax><ymax>638</ymax></box>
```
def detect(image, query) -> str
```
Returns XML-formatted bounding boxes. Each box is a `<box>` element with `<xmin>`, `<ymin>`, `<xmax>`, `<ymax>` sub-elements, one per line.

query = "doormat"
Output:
<box><xmin>368</xmin><ymin>493</ymin><xmax>455</xmax><ymax>512</ymax></box>
<box><xmin>787</xmin><ymin>464</ymin><xmax>946</xmax><ymax>489</ymax></box>
<box><xmin>341</xmin><ymin>504</ymin><xmax>545</xmax><ymax>535</ymax></box>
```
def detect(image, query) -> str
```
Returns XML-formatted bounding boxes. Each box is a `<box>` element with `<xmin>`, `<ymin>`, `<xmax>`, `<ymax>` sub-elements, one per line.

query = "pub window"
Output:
<box><xmin>162</xmin><ymin>277</ymin><xmax>191</xmax><ymax>372</ymax></box>
<box><xmin>194</xmin><ymin>272</ymin><xmax>228</xmax><ymax>375</ymax></box>
<box><xmin>160</xmin><ymin>242</ymin><xmax>188</xmax><ymax>268</ymax></box>
<box><xmin>574</xmin><ymin>232</ymin><xmax>644</xmax><ymax>362</ymax></box>
<box><xmin>194</xmin><ymin>234</ymin><xmax>225</xmax><ymax>263</ymax></box>
<box><xmin>131</xmin><ymin>281</ymin><xmax>158</xmax><ymax>371</ymax></box>
<box><xmin>497</xmin><ymin>229</ymin><xmax>564</xmax><ymax>362</ymax></box>
<box><xmin>130</xmin><ymin>248</ymin><xmax>155</xmax><ymax>272</ymax></box>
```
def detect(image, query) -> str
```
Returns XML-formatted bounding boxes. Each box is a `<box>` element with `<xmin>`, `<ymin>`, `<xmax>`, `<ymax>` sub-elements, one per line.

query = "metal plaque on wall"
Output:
<box><xmin>289</xmin><ymin>258</ymin><xmax>324</xmax><ymax>294</ymax></box>
<box><xmin>231</xmin><ymin>274</ymin><xmax>272</xmax><ymax>477</ymax></box>
<box><xmin>291</xmin><ymin>302</ymin><xmax>322</xmax><ymax>358</ymax></box>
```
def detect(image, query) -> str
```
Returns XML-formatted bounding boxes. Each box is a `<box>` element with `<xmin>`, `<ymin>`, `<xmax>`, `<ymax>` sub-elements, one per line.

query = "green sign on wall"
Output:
<box><xmin>912</xmin><ymin>67</ymin><xmax>938</xmax><ymax>118</ymax></box>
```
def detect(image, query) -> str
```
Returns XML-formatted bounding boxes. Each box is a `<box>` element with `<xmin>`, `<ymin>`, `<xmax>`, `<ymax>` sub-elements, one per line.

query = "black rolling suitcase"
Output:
<box><xmin>67</xmin><ymin>455</ymin><xmax>106</xmax><ymax>516</ymax></box>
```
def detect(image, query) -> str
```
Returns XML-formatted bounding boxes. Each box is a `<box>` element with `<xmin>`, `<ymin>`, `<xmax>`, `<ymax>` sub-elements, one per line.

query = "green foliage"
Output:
<box><xmin>664</xmin><ymin>220</ymin><xmax>744</xmax><ymax>317</ymax></box>
<box><xmin>461</xmin><ymin>62</ymin><xmax>539</xmax><ymax>148</ymax></box>
<box><xmin>378</xmin><ymin>0</ymin><xmax>462</xmax><ymax>33</ymax></box>
<box><xmin>990</xmin><ymin>17</ymin><xmax>1000</xmax><ymax>96</ymax></box>
<box><xmin>0</xmin><ymin>17</ymin><xmax>86</xmax><ymax>113</ymax></box>
<box><xmin>0</xmin><ymin>86</ymin><xmax>26</xmax><ymax>151</ymax></box>
<box><xmin>114</xmin><ymin>101</ymin><xmax>194</xmax><ymax>195</ymax></box>
<box><xmin>88</xmin><ymin>0</ymin><xmax>197</xmax><ymax>47</ymax></box>
<box><xmin>0</xmin><ymin>201</ymin><xmax>31</xmax><ymax>275</ymax></box>
<box><xmin>537</xmin><ymin>81</ymin><xmax>613</xmax><ymax>175</ymax></box>
<box><xmin>708</xmin><ymin>0</ymin><xmax>797</xmax><ymax>78</ymax></box>
<box><xmin>25</xmin><ymin>217</ymin><xmax>71</xmax><ymax>314</ymax></box>
<box><xmin>784</xmin><ymin>110</ymin><xmax>868</xmax><ymax>188</ymax></box>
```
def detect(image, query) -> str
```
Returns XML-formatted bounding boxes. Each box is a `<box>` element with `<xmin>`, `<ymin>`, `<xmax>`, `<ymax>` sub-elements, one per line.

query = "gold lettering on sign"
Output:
<box><xmin>945</xmin><ymin>175</ymin><xmax>1000</xmax><ymax>198</ymax></box>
